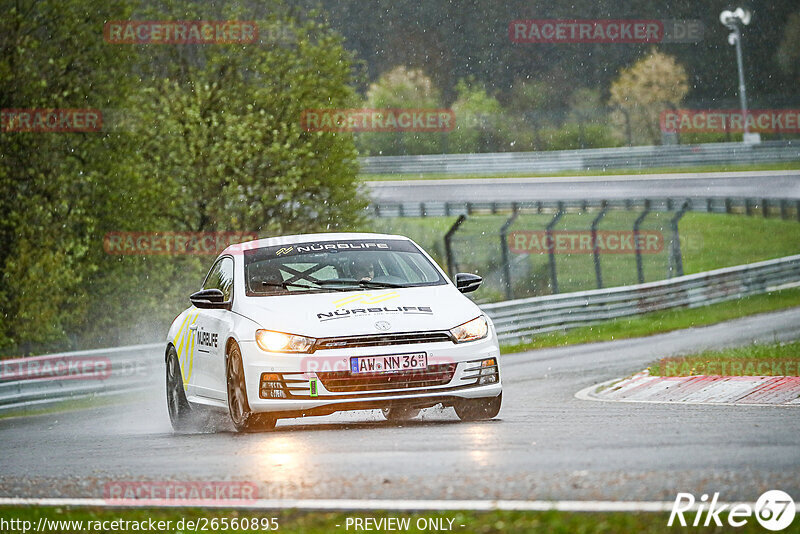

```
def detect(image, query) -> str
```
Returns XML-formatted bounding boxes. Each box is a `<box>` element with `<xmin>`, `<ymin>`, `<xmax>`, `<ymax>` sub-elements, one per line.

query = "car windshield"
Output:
<box><xmin>243</xmin><ymin>238</ymin><xmax>446</xmax><ymax>296</ymax></box>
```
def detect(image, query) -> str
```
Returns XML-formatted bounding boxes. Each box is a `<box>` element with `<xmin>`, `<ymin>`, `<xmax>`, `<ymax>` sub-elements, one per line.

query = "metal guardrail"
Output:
<box><xmin>359</xmin><ymin>140</ymin><xmax>800</xmax><ymax>175</ymax></box>
<box><xmin>2</xmin><ymin>254</ymin><xmax>799</xmax><ymax>413</ymax></box>
<box><xmin>370</xmin><ymin>196</ymin><xmax>800</xmax><ymax>220</ymax></box>
<box><xmin>481</xmin><ymin>254</ymin><xmax>800</xmax><ymax>344</ymax></box>
<box><xmin>0</xmin><ymin>343</ymin><xmax>162</xmax><ymax>415</ymax></box>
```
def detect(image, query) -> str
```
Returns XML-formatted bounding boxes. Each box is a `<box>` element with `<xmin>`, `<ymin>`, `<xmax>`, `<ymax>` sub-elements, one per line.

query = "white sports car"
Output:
<box><xmin>165</xmin><ymin>233</ymin><xmax>502</xmax><ymax>432</ymax></box>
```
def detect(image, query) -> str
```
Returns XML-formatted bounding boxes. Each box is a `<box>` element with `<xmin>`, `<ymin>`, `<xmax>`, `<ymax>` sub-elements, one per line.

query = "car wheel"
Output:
<box><xmin>166</xmin><ymin>346</ymin><xmax>195</xmax><ymax>431</ymax></box>
<box><xmin>381</xmin><ymin>406</ymin><xmax>421</xmax><ymax>421</ymax></box>
<box><xmin>453</xmin><ymin>393</ymin><xmax>502</xmax><ymax>422</ymax></box>
<box><xmin>226</xmin><ymin>343</ymin><xmax>276</xmax><ymax>433</ymax></box>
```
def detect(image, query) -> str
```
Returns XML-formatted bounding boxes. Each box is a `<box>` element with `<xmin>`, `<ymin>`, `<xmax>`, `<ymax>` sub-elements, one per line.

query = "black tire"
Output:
<box><xmin>166</xmin><ymin>346</ymin><xmax>195</xmax><ymax>431</ymax></box>
<box><xmin>453</xmin><ymin>393</ymin><xmax>502</xmax><ymax>422</ymax></box>
<box><xmin>226</xmin><ymin>343</ymin><xmax>276</xmax><ymax>433</ymax></box>
<box><xmin>381</xmin><ymin>406</ymin><xmax>421</xmax><ymax>421</ymax></box>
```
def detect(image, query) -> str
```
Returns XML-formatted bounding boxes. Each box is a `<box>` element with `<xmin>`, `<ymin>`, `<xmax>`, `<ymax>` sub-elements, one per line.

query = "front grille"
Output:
<box><xmin>314</xmin><ymin>331</ymin><xmax>453</xmax><ymax>350</ymax></box>
<box><xmin>317</xmin><ymin>363</ymin><xmax>457</xmax><ymax>392</ymax></box>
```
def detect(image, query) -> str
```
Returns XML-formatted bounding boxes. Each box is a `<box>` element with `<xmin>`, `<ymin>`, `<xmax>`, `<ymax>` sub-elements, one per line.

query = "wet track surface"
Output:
<box><xmin>2</xmin><ymin>308</ymin><xmax>799</xmax><ymax>502</ymax></box>
<box><xmin>368</xmin><ymin>171</ymin><xmax>800</xmax><ymax>203</ymax></box>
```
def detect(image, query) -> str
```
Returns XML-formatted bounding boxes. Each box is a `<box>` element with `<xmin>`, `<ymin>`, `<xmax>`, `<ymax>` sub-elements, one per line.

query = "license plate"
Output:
<box><xmin>350</xmin><ymin>353</ymin><xmax>427</xmax><ymax>374</ymax></box>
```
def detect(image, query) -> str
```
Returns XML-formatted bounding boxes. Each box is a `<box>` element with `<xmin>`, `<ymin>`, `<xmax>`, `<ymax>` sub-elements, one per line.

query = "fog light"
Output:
<box><xmin>478</xmin><ymin>358</ymin><xmax>498</xmax><ymax>385</ymax></box>
<box><xmin>260</xmin><ymin>373</ymin><xmax>287</xmax><ymax>399</ymax></box>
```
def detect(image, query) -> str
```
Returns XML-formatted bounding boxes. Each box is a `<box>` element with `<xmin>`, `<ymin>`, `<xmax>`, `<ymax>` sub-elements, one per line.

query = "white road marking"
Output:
<box><xmin>0</xmin><ymin>497</ymin><xmax>749</xmax><ymax>512</ymax></box>
<box><xmin>367</xmin><ymin>169</ymin><xmax>799</xmax><ymax>187</ymax></box>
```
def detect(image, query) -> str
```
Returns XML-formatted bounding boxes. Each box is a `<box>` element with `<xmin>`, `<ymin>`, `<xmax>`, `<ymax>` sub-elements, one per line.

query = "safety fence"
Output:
<box><xmin>0</xmin><ymin>343</ymin><xmax>162</xmax><ymax>415</ymax></box>
<box><xmin>370</xmin><ymin>196</ymin><xmax>800</xmax><ymax>220</ymax></box>
<box><xmin>481</xmin><ymin>253</ymin><xmax>800</xmax><ymax>344</ymax></box>
<box><xmin>1</xmin><ymin>254</ymin><xmax>799</xmax><ymax>414</ymax></box>
<box><xmin>359</xmin><ymin>140</ymin><xmax>800</xmax><ymax>175</ymax></box>
<box><xmin>433</xmin><ymin>196</ymin><xmax>800</xmax><ymax>301</ymax></box>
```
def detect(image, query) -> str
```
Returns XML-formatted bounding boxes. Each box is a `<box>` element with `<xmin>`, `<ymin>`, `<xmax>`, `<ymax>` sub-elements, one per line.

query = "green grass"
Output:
<box><xmin>648</xmin><ymin>340</ymin><xmax>800</xmax><ymax>377</ymax></box>
<box><xmin>3</xmin><ymin>506</ymin><xmax>797</xmax><ymax>533</ymax></box>
<box><xmin>681</xmin><ymin>212</ymin><xmax>800</xmax><ymax>274</ymax></box>
<box><xmin>361</xmin><ymin>161</ymin><xmax>799</xmax><ymax>181</ymax></box>
<box><xmin>501</xmin><ymin>287</ymin><xmax>800</xmax><ymax>354</ymax></box>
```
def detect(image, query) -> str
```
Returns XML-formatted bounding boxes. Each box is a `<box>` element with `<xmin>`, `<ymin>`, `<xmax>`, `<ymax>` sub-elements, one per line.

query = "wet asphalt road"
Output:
<box><xmin>367</xmin><ymin>170</ymin><xmax>800</xmax><ymax>203</ymax></box>
<box><xmin>2</xmin><ymin>307</ymin><xmax>799</xmax><ymax>502</ymax></box>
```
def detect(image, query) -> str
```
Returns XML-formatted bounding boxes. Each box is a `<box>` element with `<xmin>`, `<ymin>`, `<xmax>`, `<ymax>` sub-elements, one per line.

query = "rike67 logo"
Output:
<box><xmin>669</xmin><ymin>490</ymin><xmax>795</xmax><ymax>530</ymax></box>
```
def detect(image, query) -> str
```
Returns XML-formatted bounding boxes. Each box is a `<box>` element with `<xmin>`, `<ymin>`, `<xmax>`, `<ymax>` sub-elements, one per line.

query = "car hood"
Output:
<box><xmin>237</xmin><ymin>285</ymin><xmax>482</xmax><ymax>338</ymax></box>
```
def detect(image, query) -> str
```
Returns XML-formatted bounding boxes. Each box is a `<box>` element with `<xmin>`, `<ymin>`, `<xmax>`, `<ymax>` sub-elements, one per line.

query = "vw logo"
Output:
<box><xmin>374</xmin><ymin>321</ymin><xmax>391</xmax><ymax>331</ymax></box>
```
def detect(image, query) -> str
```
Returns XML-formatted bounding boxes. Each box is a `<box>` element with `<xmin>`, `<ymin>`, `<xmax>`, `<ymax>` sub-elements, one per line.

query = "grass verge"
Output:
<box><xmin>3</xmin><ymin>506</ymin><xmax>797</xmax><ymax>533</ymax></box>
<box><xmin>647</xmin><ymin>340</ymin><xmax>800</xmax><ymax>377</ymax></box>
<box><xmin>500</xmin><ymin>287</ymin><xmax>800</xmax><ymax>354</ymax></box>
<box><xmin>361</xmin><ymin>161</ymin><xmax>799</xmax><ymax>182</ymax></box>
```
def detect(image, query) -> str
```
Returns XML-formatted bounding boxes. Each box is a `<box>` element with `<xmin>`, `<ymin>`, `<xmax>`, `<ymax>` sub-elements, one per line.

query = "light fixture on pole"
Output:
<box><xmin>719</xmin><ymin>8</ymin><xmax>757</xmax><ymax>143</ymax></box>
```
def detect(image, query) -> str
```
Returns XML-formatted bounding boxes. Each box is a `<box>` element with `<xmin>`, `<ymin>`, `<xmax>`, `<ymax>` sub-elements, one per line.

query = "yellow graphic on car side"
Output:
<box><xmin>173</xmin><ymin>312</ymin><xmax>200</xmax><ymax>388</ymax></box>
<box><xmin>333</xmin><ymin>291</ymin><xmax>400</xmax><ymax>308</ymax></box>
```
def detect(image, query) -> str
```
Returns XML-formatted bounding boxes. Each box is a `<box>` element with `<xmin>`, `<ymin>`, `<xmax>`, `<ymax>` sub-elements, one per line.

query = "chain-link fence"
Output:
<box><xmin>444</xmin><ymin>204</ymin><xmax>702</xmax><ymax>303</ymax></box>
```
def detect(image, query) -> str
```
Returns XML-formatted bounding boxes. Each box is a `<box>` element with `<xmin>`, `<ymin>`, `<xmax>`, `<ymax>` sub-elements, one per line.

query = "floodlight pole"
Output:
<box><xmin>732</xmin><ymin>24</ymin><xmax>749</xmax><ymax>137</ymax></box>
<box><xmin>721</xmin><ymin>9</ymin><xmax>752</xmax><ymax>139</ymax></box>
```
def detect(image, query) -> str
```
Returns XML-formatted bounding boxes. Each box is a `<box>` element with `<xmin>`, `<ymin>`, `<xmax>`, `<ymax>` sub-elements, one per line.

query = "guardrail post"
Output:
<box><xmin>591</xmin><ymin>201</ymin><xmax>608</xmax><ymax>289</ymax></box>
<box><xmin>780</xmin><ymin>199</ymin><xmax>788</xmax><ymax>220</ymax></box>
<box><xmin>546</xmin><ymin>202</ymin><xmax>565</xmax><ymax>294</ymax></box>
<box><xmin>761</xmin><ymin>198</ymin><xmax>769</xmax><ymax>219</ymax></box>
<box><xmin>634</xmin><ymin>200</ymin><xmax>651</xmax><ymax>284</ymax></box>
<box><xmin>499</xmin><ymin>208</ymin><xmax>520</xmax><ymax>300</ymax></box>
<box><xmin>444</xmin><ymin>214</ymin><xmax>467</xmax><ymax>277</ymax></box>
<box><xmin>668</xmin><ymin>201</ymin><xmax>689</xmax><ymax>278</ymax></box>
<box><xmin>796</xmin><ymin>200</ymin><xmax>800</xmax><ymax>223</ymax></box>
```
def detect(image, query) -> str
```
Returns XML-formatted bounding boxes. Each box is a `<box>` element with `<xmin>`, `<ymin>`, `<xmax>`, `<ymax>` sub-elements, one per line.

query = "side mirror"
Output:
<box><xmin>190</xmin><ymin>288</ymin><xmax>231</xmax><ymax>310</ymax></box>
<box><xmin>455</xmin><ymin>273</ymin><xmax>482</xmax><ymax>293</ymax></box>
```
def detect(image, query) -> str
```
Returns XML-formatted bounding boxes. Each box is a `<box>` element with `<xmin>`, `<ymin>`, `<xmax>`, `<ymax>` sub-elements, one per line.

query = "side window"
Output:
<box><xmin>203</xmin><ymin>257</ymin><xmax>234</xmax><ymax>301</ymax></box>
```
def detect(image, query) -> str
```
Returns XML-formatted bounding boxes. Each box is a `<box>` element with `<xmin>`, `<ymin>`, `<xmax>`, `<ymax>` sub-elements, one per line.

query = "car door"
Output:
<box><xmin>192</xmin><ymin>256</ymin><xmax>235</xmax><ymax>401</ymax></box>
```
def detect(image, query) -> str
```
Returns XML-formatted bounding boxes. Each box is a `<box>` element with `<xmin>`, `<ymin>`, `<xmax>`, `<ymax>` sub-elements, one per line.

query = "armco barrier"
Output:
<box><xmin>359</xmin><ymin>140</ymin><xmax>800</xmax><ymax>175</ymax></box>
<box><xmin>482</xmin><ymin>254</ymin><xmax>800</xmax><ymax>344</ymax></box>
<box><xmin>0</xmin><ymin>343</ymin><xmax>162</xmax><ymax>415</ymax></box>
<box><xmin>1</xmin><ymin>254</ymin><xmax>799</xmax><ymax>414</ymax></box>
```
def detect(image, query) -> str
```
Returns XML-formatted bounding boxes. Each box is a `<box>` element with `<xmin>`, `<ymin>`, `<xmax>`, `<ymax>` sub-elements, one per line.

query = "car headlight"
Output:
<box><xmin>449</xmin><ymin>316</ymin><xmax>489</xmax><ymax>343</ymax></box>
<box><xmin>255</xmin><ymin>329</ymin><xmax>316</xmax><ymax>353</ymax></box>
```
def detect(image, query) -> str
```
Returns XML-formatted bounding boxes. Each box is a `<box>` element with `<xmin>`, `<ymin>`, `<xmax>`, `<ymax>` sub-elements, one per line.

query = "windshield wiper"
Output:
<box><xmin>315</xmin><ymin>279</ymin><xmax>406</xmax><ymax>289</ymax></box>
<box><xmin>259</xmin><ymin>281</ymin><xmax>347</xmax><ymax>292</ymax></box>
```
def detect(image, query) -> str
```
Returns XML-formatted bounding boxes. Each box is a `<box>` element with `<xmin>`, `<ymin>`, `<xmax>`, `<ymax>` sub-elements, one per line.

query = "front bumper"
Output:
<box><xmin>238</xmin><ymin>333</ymin><xmax>501</xmax><ymax>416</ymax></box>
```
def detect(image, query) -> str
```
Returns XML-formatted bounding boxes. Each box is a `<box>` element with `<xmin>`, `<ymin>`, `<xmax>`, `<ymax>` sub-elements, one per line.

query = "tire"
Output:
<box><xmin>166</xmin><ymin>346</ymin><xmax>195</xmax><ymax>431</ymax></box>
<box><xmin>453</xmin><ymin>393</ymin><xmax>502</xmax><ymax>422</ymax></box>
<box><xmin>381</xmin><ymin>406</ymin><xmax>421</xmax><ymax>421</ymax></box>
<box><xmin>226</xmin><ymin>343</ymin><xmax>276</xmax><ymax>433</ymax></box>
